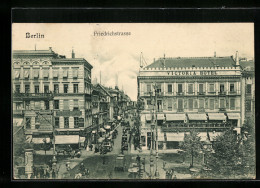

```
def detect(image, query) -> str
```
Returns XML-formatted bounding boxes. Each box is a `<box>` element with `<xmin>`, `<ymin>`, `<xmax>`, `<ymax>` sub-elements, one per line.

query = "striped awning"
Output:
<box><xmin>157</xmin><ymin>114</ymin><xmax>165</xmax><ymax>120</ymax></box>
<box><xmin>166</xmin><ymin>114</ymin><xmax>185</xmax><ymax>121</ymax></box>
<box><xmin>32</xmin><ymin>137</ymin><xmax>51</xmax><ymax>144</ymax></box>
<box><xmin>24</xmin><ymin>70</ymin><xmax>29</xmax><ymax>78</ymax></box>
<box><xmin>145</xmin><ymin>114</ymin><xmax>152</xmax><ymax>121</ymax></box>
<box><xmin>188</xmin><ymin>113</ymin><xmax>207</xmax><ymax>121</ymax></box>
<box><xmin>33</xmin><ymin>69</ymin><xmax>39</xmax><ymax>78</ymax></box>
<box><xmin>55</xmin><ymin>135</ymin><xmax>79</xmax><ymax>144</ymax></box>
<box><xmin>166</xmin><ymin>132</ymin><xmax>185</xmax><ymax>141</ymax></box>
<box><xmin>208</xmin><ymin>113</ymin><xmax>226</xmax><ymax>121</ymax></box>
<box><xmin>227</xmin><ymin>113</ymin><xmax>240</xmax><ymax>120</ymax></box>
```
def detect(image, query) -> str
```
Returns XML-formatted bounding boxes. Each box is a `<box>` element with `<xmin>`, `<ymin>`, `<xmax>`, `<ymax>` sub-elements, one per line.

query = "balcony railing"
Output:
<box><xmin>13</xmin><ymin>92</ymin><xmax>54</xmax><ymax>99</ymax></box>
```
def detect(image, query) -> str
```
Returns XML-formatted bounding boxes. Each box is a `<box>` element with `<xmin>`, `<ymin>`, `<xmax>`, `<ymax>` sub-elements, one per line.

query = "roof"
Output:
<box><xmin>95</xmin><ymin>84</ymin><xmax>112</xmax><ymax>97</ymax></box>
<box><xmin>51</xmin><ymin>58</ymin><xmax>93</xmax><ymax>69</ymax></box>
<box><xmin>144</xmin><ymin>56</ymin><xmax>237</xmax><ymax>69</ymax></box>
<box><xmin>13</xmin><ymin>49</ymin><xmax>58</xmax><ymax>57</ymax></box>
<box><xmin>240</xmin><ymin>60</ymin><xmax>254</xmax><ymax>71</ymax></box>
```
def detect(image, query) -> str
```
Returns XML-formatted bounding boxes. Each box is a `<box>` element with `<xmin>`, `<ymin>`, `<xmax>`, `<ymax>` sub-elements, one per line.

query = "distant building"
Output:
<box><xmin>137</xmin><ymin>53</ymin><xmax>246</xmax><ymax>150</ymax></box>
<box><xmin>12</xmin><ymin>48</ymin><xmax>93</xmax><ymax>148</ymax></box>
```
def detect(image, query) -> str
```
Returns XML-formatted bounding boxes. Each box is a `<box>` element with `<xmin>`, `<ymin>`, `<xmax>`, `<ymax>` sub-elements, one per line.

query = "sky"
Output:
<box><xmin>12</xmin><ymin>23</ymin><xmax>254</xmax><ymax>101</ymax></box>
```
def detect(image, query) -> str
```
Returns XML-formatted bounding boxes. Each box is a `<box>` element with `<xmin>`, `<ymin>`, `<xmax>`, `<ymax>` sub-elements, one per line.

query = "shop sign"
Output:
<box><xmin>167</xmin><ymin>71</ymin><xmax>217</xmax><ymax>76</ymax></box>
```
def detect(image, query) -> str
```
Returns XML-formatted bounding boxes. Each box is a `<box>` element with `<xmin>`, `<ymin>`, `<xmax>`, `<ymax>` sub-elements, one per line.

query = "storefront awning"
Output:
<box><xmin>32</xmin><ymin>137</ymin><xmax>51</xmax><ymax>144</ymax></box>
<box><xmin>157</xmin><ymin>132</ymin><xmax>165</xmax><ymax>141</ymax></box>
<box><xmin>207</xmin><ymin>113</ymin><xmax>226</xmax><ymax>121</ymax></box>
<box><xmin>13</xmin><ymin>118</ymin><xmax>23</xmax><ymax>126</ymax></box>
<box><xmin>166</xmin><ymin>133</ymin><xmax>185</xmax><ymax>141</ymax></box>
<box><xmin>79</xmin><ymin>137</ymin><xmax>85</xmax><ymax>143</ymax></box>
<box><xmin>145</xmin><ymin>114</ymin><xmax>152</xmax><ymax>121</ymax></box>
<box><xmin>55</xmin><ymin>135</ymin><xmax>79</xmax><ymax>145</ymax></box>
<box><xmin>208</xmin><ymin>132</ymin><xmax>222</xmax><ymax>141</ymax></box>
<box><xmin>157</xmin><ymin>114</ymin><xmax>165</xmax><ymax>121</ymax></box>
<box><xmin>98</xmin><ymin>137</ymin><xmax>105</xmax><ymax>143</ymax></box>
<box><xmin>198</xmin><ymin>133</ymin><xmax>209</xmax><ymax>141</ymax></box>
<box><xmin>227</xmin><ymin>113</ymin><xmax>240</xmax><ymax>120</ymax></box>
<box><xmin>166</xmin><ymin>114</ymin><xmax>185</xmax><ymax>121</ymax></box>
<box><xmin>188</xmin><ymin>113</ymin><xmax>207</xmax><ymax>121</ymax></box>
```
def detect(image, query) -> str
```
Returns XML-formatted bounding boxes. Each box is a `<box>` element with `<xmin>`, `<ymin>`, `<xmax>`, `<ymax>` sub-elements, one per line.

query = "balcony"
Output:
<box><xmin>219</xmin><ymin>91</ymin><xmax>226</xmax><ymax>96</ymax></box>
<box><xmin>13</xmin><ymin>92</ymin><xmax>54</xmax><ymax>100</ymax></box>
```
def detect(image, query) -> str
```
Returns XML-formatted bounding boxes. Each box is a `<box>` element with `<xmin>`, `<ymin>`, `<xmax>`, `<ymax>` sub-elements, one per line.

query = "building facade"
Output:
<box><xmin>137</xmin><ymin>53</ymin><xmax>244</xmax><ymax>150</ymax></box>
<box><xmin>12</xmin><ymin>48</ymin><xmax>93</xmax><ymax>148</ymax></box>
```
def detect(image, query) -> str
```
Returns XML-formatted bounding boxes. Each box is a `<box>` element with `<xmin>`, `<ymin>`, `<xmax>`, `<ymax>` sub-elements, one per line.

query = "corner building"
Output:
<box><xmin>137</xmin><ymin>55</ymin><xmax>242</xmax><ymax>150</ymax></box>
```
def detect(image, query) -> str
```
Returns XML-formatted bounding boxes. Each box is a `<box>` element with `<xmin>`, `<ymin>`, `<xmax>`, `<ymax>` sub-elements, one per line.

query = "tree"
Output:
<box><xmin>179</xmin><ymin>130</ymin><xmax>202</xmax><ymax>167</ymax></box>
<box><xmin>205</xmin><ymin>130</ymin><xmax>244</xmax><ymax>178</ymax></box>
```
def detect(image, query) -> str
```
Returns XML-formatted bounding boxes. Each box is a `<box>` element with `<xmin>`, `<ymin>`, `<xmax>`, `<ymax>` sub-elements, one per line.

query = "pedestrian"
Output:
<box><xmin>89</xmin><ymin>144</ymin><xmax>93</xmax><ymax>151</ymax></box>
<box><xmin>52</xmin><ymin>169</ymin><xmax>56</xmax><ymax>179</ymax></box>
<box><xmin>174</xmin><ymin>174</ymin><xmax>177</xmax><ymax>179</ymax></box>
<box><xmin>163</xmin><ymin>161</ymin><xmax>166</xmax><ymax>170</ymax></box>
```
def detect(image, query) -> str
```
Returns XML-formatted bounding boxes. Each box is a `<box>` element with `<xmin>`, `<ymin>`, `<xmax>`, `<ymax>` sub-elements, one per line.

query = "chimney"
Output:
<box><xmin>214</xmin><ymin>51</ymin><xmax>216</xmax><ymax>57</ymax></box>
<box><xmin>236</xmin><ymin>51</ymin><xmax>239</xmax><ymax>66</ymax></box>
<box><xmin>72</xmin><ymin>48</ymin><xmax>75</xmax><ymax>58</ymax></box>
<box><xmin>163</xmin><ymin>54</ymin><xmax>166</xmax><ymax>68</ymax></box>
<box><xmin>49</xmin><ymin>47</ymin><xmax>52</xmax><ymax>51</ymax></box>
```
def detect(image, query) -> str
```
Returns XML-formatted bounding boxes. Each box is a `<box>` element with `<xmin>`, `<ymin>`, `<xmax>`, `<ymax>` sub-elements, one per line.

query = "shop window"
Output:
<box><xmin>246</xmin><ymin>84</ymin><xmax>251</xmax><ymax>94</ymax></box>
<box><xmin>55</xmin><ymin>117</ymin><xmax>59</xmax><ymax>128</ymax></box>
<box><xmin>64</xmin><ymin>117</ymin><xmax>69</xmax><ymax>128</ymax></box>
<box><xmin>54</xmin><ymin>100</ymin><xmax>59</xmax><ymax>109</ymax></box>
<box><xmin>34</xmin><ymin>85</ymin><xmax>39</xmax><ymax>93</ymax></box>
<box><xmin>230</xmin><ymin>99</ymin><xmax>235</xmax><ymax>110</ymax></box>
<box><xmin>64</xmin><ymin>84</ymin><xmax>68</xmax><ymax>93</ymax></box>
<box><xmin>73</xmin><ymin>84</ymin><xmax>78</xmax><ymax>93</ymax></box>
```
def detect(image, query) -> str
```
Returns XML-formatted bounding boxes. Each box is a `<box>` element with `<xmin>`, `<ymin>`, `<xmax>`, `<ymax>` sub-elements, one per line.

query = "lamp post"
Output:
<box><xmin>150</xmin><ymin>124</ymin><xmax>155</xmax><ymax>179</ymax></box>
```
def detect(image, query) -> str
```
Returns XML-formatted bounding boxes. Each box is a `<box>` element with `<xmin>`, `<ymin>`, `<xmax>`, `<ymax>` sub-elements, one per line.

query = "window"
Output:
<box><xmin>33</xmin><ymin>69</ymin><xmax>39</xmax><ymax>79</ymax></box>
<box><xmin>246</xmin><ymin>100</ymin><xmax>251</xmax><ymax>112</ymax></box>
<box><xmin>209</xmin><ymin>99</ymin><xmax>214</xmax><ymax>110</ymax></box>
<box><xmin>63</xmin><ymin>69</ymin><xmax>68</xmax><ymax>78</ymax></box>
<box><xmin>25</xmin><ymin>85</ymin><xmax>30</xmax><ymax>93</ymax></box>
<box><xmin>73</xmin><ymin>84</ymin><xmax>78</xmax><ymax>93</ymax></box>
<box><xmin>246</xmin><ymin>84</ymin><xmax>252</xmax><ymax>94</ymax></box>
<box><xmin>220</xmin><ymin>99</ymin><xmax>225</xmax><ymax>108</ymax></box>
<box><xmin>230</xmin><ymin>99</ymin><xmax>235</xmax><ymax>110</ymax></box>
<box><xmin>188</xmin><ymin>84</ymin><xmax>193</xmax><ymax>94</ymax></box>
<box><xmin>54</xmin><ymin>100</ymin><xmax>59</xmax><ymax>109</ymax></box>
<box><xmin>147</xmin><ymin>84</ymin><xmax>151</xmax><ymax>93</ymax></box>
<box><xmin>24</xmin><ymin>69</ymin><xmax>30</xmax><ymax>79</ymax></box>
<box><xmin>64</xmin><ymin>117</ymin><xmax>69</xmax><ymax>128</ymax></box>
<box><xmin>199</xmin><ymin>84</ymin><xmax>204</xmax><ymax>93</ymax></box>
<box><xmin>34</xmin><ymin>101</ymin><xmax>41</xmax><ymax>110</ymax></box>
<box><xmin>199</xmin><ymin>99</ymin><xmax>204</xmax><ymax>109</ymax></box>
<box><xmin>14</xmin><ymin>70</ymin><xmax>20</xmax><ymax>79</ymax></box>
<box><xmin>43</xmin><ymin>69</ymin><xmax>49</xmax><ymax>78</ymax></box>
<box><xmin>54</xmin><ymin>84</ymin><xmax>59</xmax><ymax>94</ymax></box>
<box><xmin>55</xmin><ymin>117</ymin><xmax>59</xmax><ymax>128</ymax></box>
<box><xmin>64</xmin><ymin>84</ymin><xmax>68</xmax><ymax>93</ymax></box>
<box><xmin>73</xmin><ymin>69</ymin><xmax>78</xmax><ymax>78</ymax></box>
<box><xmin>168</xmin><ymin>99</ymin><xmax>172</xmax><ymax>111</ymax></box>
<box><xmin>188</xmin><ymin>99</ymin><xmax>193</xmax><ymax>110</ymax></box>
<box><xmin>74</xmin><ymin>99</ymin><xmax>79</xmax><ymax>110</ymax></box>
<box><xmin>178</xmin><ymin>84</ymin><xmax>183</xmax><ymax>93</ymax></box>
<box><xmin>44</xmin><ymin>101</ymin><xmax>49</xmax><ymax>110</ymax></box>
<box><xmin>15</xmin><ymin>102</ymin><xmax>23</xmax><ymax>110</ymax></box>
<box><xmin>44</xmin><ymin>85</ymin><xmax>49</xmax><ymax>93</ymax></box>
<box><xmin>220</xmin><ymin>84</ymin><xmax>225</xmax><ymax>92</ymax></box>
<box><xmin>147</xmin><ymin>99</ymin><xmax>152</xmax><ymax>105</ymax></box>
<box><xmin>63</xmin><ymin>100</ymin><xmax>69</xmax><ymax>110</ymax></box>
<box><xmin>74</xmin><ymin>117</ymin><xmax>79</xmax><ymax>128</ymax></box>
<box><xmin>156</xmin><ymin>84</ymin><xmax>161</xmax><ymax>94</ymax></box>
<box><xmin>25</xmin><ymin>101</ymin><xmax>30</xmax><ymax>110</ymax></box>
<box><xmin>34</xmin><ymin>85</ymin><xmax>39</xmax><ymax>93</ymax></box>
<box><xmin>53</xmin><ymin>69</ymin><xmax>59</xmax><ymax>80</ymax></box>
<box><xmin>15</xmin><ymin>85</ymin><xmax>20</xmax><ymax>93</ymax></box>
<box><xmin>230</xmin><ymin>83</ymin><xmax>235</xmax><ymax>92</ymax></box>
<box><xmin>178</xmin><ymin>99</ymin><xmax>183</xmax><ymax>110</ymax></box>
<box><xmin>209</xmin><ymin>84</ymin><xmax>215</xmax><ymax>92</ymax></box>
<box><xmin>167</xmin><ymin>84</ymin><xmax>172</xmax><ymax>93</ymax></box>
<box><xmin>26</xmin><ymin>118</ymin><xmax>31</xmax><ymax>129</ymax></box>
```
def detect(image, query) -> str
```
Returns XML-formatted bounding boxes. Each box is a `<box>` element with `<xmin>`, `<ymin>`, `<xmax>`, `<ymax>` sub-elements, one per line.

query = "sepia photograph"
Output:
<box><xmin>12</xmin><ymin>23</ymin><xmax>255</xmax><ymax>180</ymax></box>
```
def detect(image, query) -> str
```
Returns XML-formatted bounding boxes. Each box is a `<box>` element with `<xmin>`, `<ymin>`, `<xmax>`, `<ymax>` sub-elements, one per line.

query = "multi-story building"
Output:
<box><xmin>12</xmin><ymin>48</ymin><xmax>93</xmax><ymax>148</ymax></box>
<box><xmin>137</xmin><ymin>53</ymin><xmax>243</xmax><ymax>150</ymax></box>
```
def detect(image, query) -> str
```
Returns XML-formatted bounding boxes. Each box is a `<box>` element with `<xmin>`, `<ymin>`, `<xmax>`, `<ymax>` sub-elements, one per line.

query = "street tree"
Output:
<box><xmin>179</xmin><ymin>130</ymin><xmax>202</xmax><ymax>167</ymax></box>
